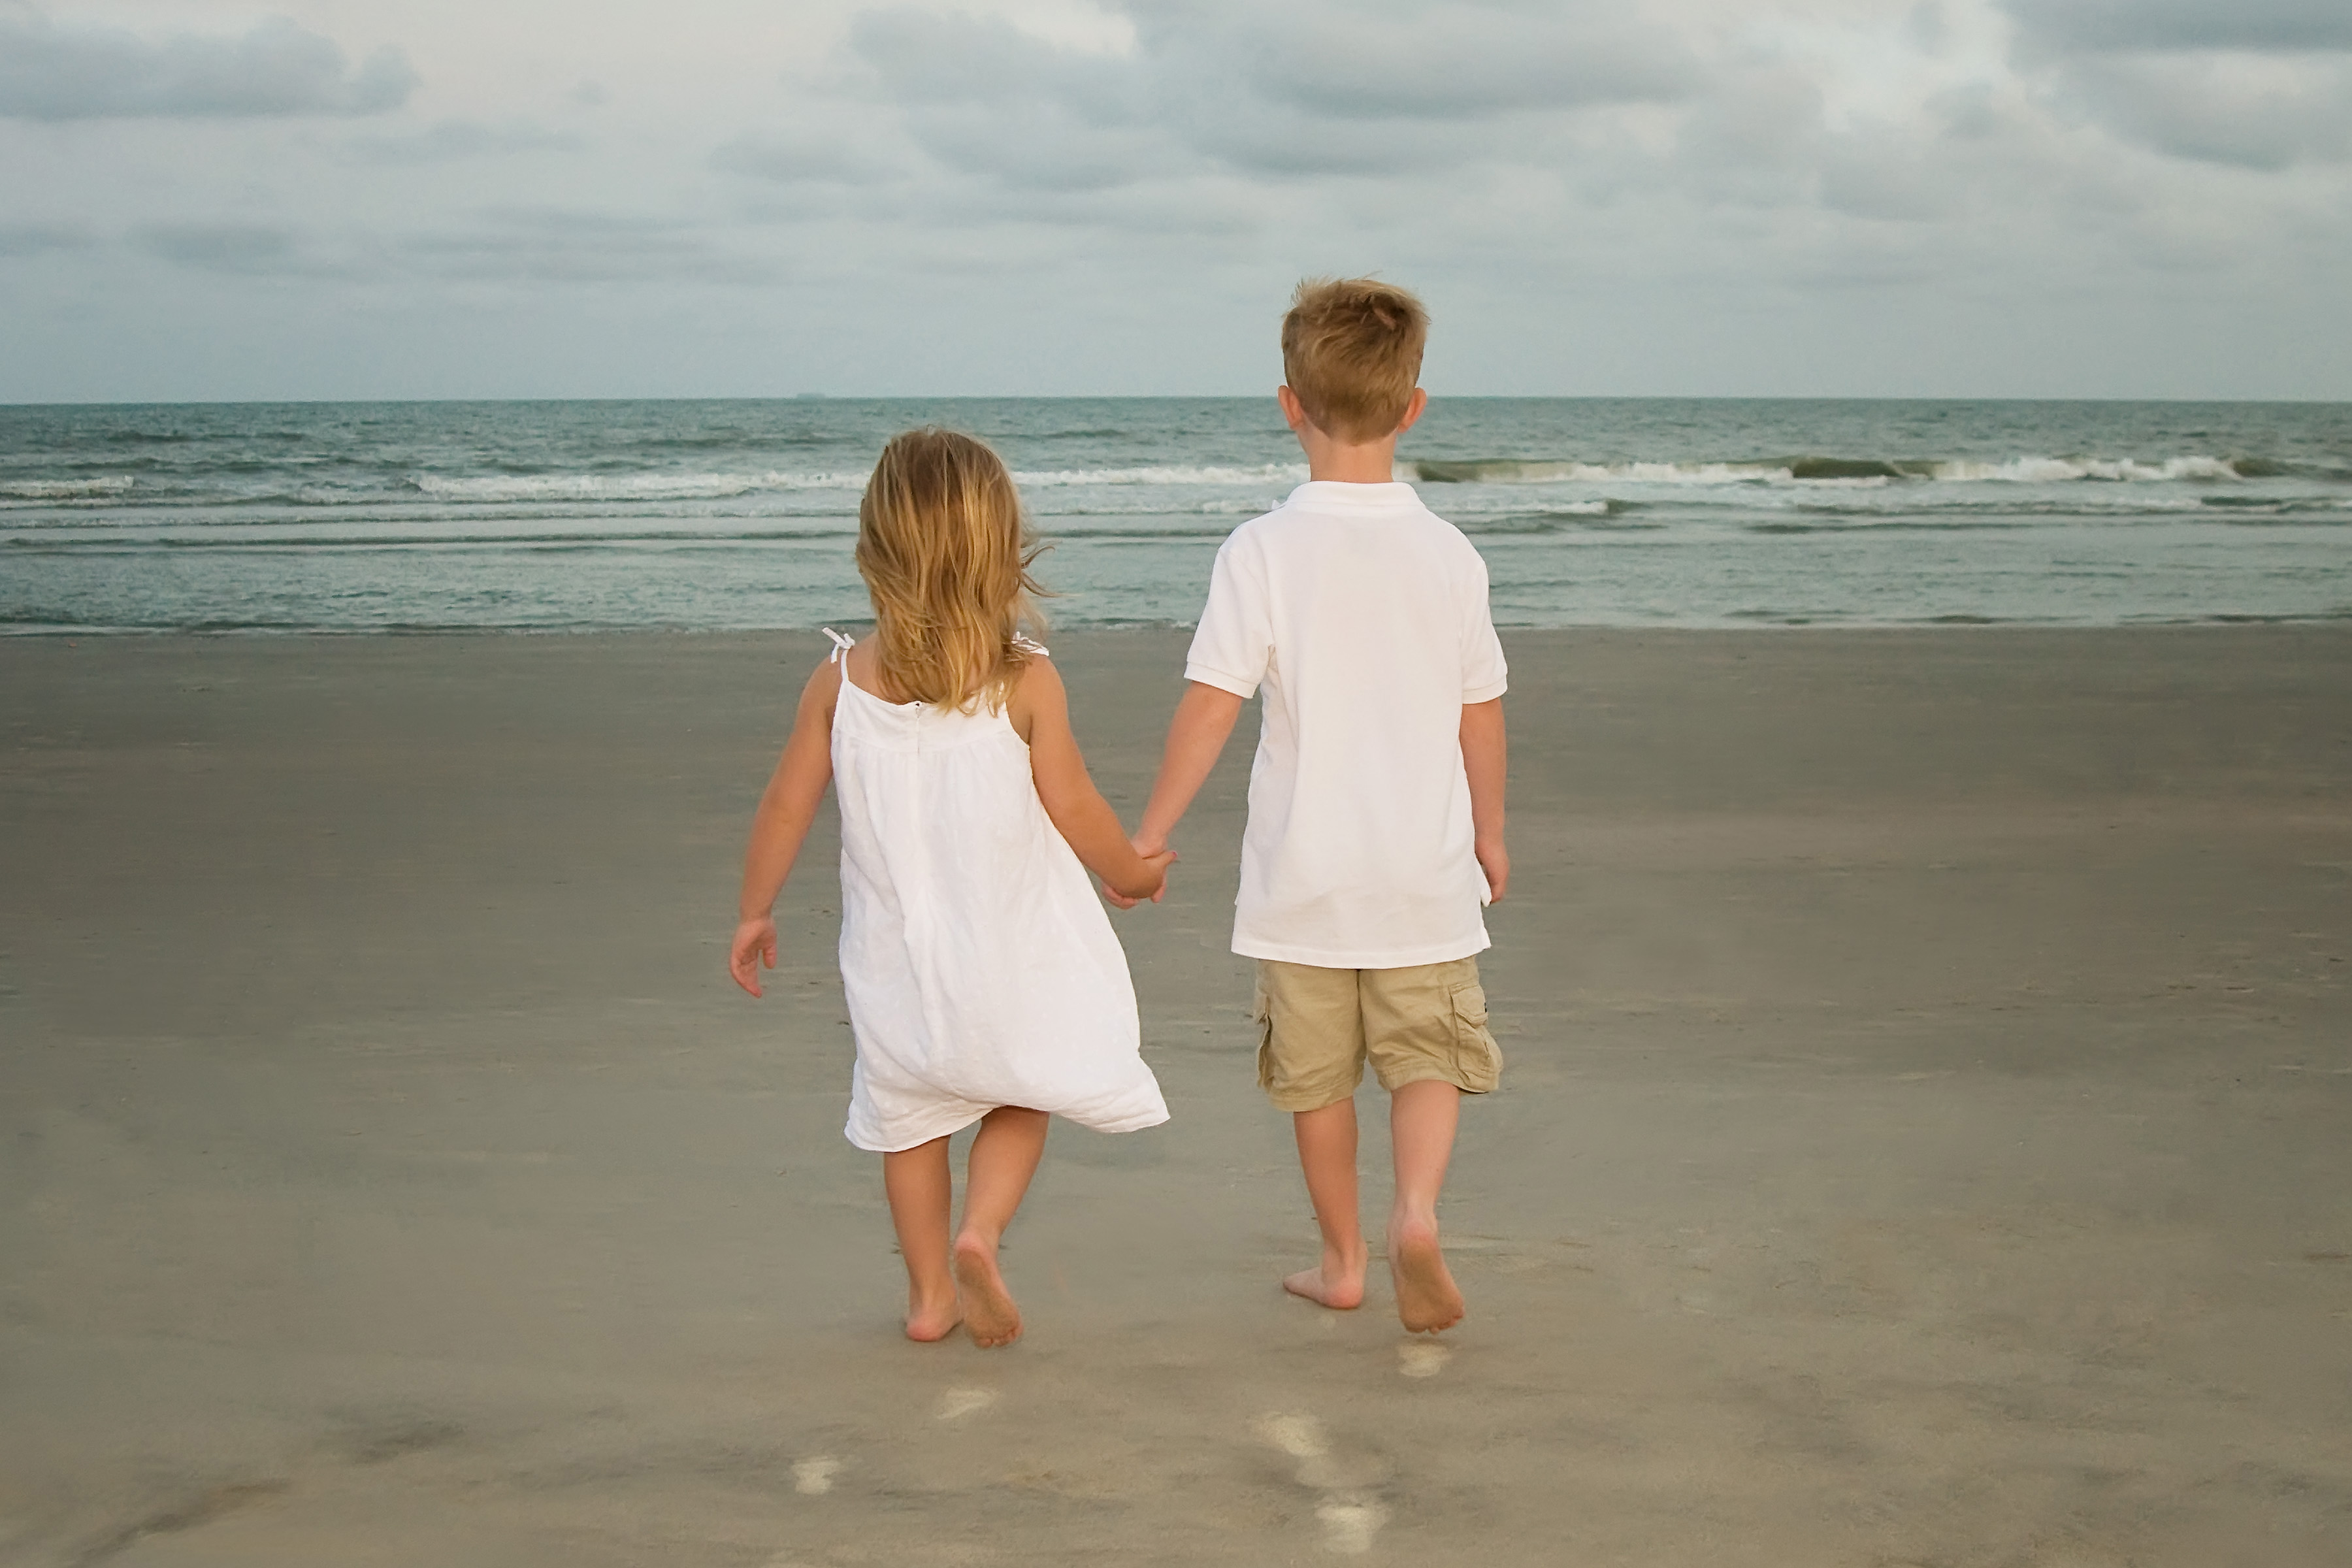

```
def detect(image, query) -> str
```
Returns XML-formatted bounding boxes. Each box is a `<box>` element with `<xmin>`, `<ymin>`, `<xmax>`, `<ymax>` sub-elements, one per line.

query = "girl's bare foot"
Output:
<box><xmin>1282</xmin><ymin>1243</ymin><xmax>1368</xmax><ymax>1309</ymax></box>
<box><xmin>951</xmin><ymin>1235</ymin><xmax>1022</xmax><ymax>1348</ymax></box>
<box><xmin>1389</xmin><ymin>1217</ymin><xmax>1464</xmax><ymax>1333</ymax></box>
<box><xmin>904</xmin><ymin>1284</ymin><xmax>962</xmax><ymax>1343</ymax></box>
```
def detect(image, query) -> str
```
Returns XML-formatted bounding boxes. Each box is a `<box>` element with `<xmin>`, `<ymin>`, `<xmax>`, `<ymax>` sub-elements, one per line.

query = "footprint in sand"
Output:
<box><xmin>1318</xmin><ymin>1498</ymin><xmax>1388</xmax><ymax>1555</ymax></box>
<box><xmin>1397</xmin><ymin>1341</ymin><xmax>1451</xmax><ymax>1379</ymax></box>
<box><xmin>791</xmin><ymin>1456</ymin><xmax>839</xmax><ymax>1495</ymax></box>
<box><xmin>1257</xmin><ymin>1413</ymin><xmax>1389</xmax><ymax>1551</ymax></box>
<box><xmin>936</xmin><ymin>1386</ymin><xmax>997</xmax><ymax>1421</ymax></box>
<box><xmin>1255</xmin><ymin>1413</ymin><xmax>1326</xmax><ymax>1459</ymax></box>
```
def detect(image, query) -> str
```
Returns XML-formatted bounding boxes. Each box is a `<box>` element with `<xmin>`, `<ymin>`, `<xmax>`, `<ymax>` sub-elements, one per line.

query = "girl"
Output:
<box><xmin>728</xmin><ymin>427</ymin><xmax>1175</xmax><ymax>1349</ymax></box>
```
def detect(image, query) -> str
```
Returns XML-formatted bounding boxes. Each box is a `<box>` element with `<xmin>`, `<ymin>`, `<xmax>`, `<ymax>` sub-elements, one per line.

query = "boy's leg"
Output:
<box><xmin>882</xmin><ymin>1136</ymin><xmax>960</xmax><ymax>1342</ymax></box>
<box><xmin>1256</xmin><ymin>960</ymin><xmax>1372</xmax><ymax>1308</ymax></box>
<box><xmin>1362</xmin><ymin>958</ymin><xmax>1499</xmax><ymax>1332</ymax></box>
<box><xmin>1388</xmin><ymin>1079</ymin><xmax>1465</xmax><ymax>1332</ymax></box>
<box><xmin>1287</xmin><ymin>1097</ymin><xmax>1369</xmax><ymax>1309</ymax></box>
<box><xmin>953</xmin><ymin>1105</ymin><xmax>1049</xmax><ymax>1348</ymax></box>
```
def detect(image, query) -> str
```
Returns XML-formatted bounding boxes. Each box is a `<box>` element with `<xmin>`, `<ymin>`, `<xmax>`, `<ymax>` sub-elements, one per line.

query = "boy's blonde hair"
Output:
<box><xmin>856</xmin><ymin>428</ymin><xmax>1045</xmax><ymax>713</ymax></box>
<box><xmin>1281</xmin><ymin>276</ymin><xmax>1429</xmax><ymax>442</ymax></box>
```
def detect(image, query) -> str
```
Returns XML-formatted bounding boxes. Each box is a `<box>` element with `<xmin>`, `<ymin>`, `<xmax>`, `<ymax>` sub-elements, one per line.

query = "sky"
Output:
<box><xmin>2</xmin><ymin>0</ymin><xmax>2348</xmax><ymax>401</ymax></box>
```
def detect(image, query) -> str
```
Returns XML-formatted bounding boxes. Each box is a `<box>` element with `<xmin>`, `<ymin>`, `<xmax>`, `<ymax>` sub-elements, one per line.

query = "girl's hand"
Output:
<box><xmin>730</xmin><ymin>915</ymin><xmax>778</xmax><ymax>996</ymax></box>
<box><xmin>1107</xmin><ymin>848</ymin><xmax>1177</xmax><ymax>907</ymax></box>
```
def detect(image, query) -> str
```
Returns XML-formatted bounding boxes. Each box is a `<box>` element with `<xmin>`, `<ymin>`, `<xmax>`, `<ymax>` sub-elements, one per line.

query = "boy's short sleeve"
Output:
<box><xmin>1461</xmin><ymin>551</ymin><xmax>1508</xmax><ymax>704</ymax></box>
<box><xmin>1184</xmin><ymin>535</ymin><xmax>1271</xmax><ymax>698</ymax></box>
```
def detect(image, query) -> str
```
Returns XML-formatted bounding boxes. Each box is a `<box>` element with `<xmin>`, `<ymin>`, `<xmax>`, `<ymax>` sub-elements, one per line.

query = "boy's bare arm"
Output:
<box><xmin>1017</xmin><ymin>659</ymin><xmax>1179</xmax><ymax>902</ymax></box>
<box><xmin>1461</xmin><ymin>697</ymin><xmax>1508</xmax><ymax>902</ymax></box>
<box><xmin>1135</xmin><ymin>681</ymin><xmax>1246</xmax><ymax>853</ymax></box>
<box><xmin>730</xmin><ymin>659</ymin><xmax>841</xmax><ymax>996</ymax></box>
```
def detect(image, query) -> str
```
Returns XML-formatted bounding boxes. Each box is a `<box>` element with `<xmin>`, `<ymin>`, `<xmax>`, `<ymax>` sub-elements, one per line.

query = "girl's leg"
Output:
<box><xmin>952</xmin><ymin>1105</ymin><xmax>1049</xmax><ymax>1347</ymax></box>
<box><xmin>883</xmin><ymin>1137</ymin><xmax>960</xmax><ymax>1341</ymax></box>
<box><xmin>1284</xmin><ymin>1096</ymin><xmax>1369</xmax><ymax>1309</ymax></box>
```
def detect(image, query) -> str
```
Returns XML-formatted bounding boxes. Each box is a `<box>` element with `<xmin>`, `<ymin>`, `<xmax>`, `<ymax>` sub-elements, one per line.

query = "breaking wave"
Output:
<box><xmin>1412</xmin><ymin>454</ymin><xmax>2308</xmax><ymax>485</ymax></box>
<box><xmin>0</xmin><ymin>476</ymin><xmax>136</xmax><ymax>500</ymax></box>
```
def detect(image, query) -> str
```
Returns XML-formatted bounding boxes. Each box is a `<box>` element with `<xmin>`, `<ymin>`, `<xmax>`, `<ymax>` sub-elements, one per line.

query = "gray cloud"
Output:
<box><xmin>347</xmin><ymin>121</ymin><xmax>581</xmax><ymax>165</ymax></box>
<box><xmin>837</xmin><ymin>1</ymin><xmax>1697</xmax><ymax>191</ymax></box>
<box><xmin>397</xmin><ymin>209</ymin><xmax>784</xmax><ymax>286</ymax></box>
<box><xmin>1222</xmin><ymin>5</ymin><xmax>1696</xmax><ymax>121</ymax></box>
<box><xmin>710</xmin><ymin>131</ymin><xmax>902</xmax><ymax>186</ymax></box>
<box><xmin>131</xmin><ymin>221</ymin><xmax>353</xmax><ymax>278</ymax></box>
<box><xmin>2063</xmin><ymin>52</ymin><xmax>2352</xmax><ymax>169</ymax></box>
<box><xmin>123</xmin><ymin>208</ymin><xmax>782</xmax><ymax>287</ymax></box>
<box><xmin>0</xmin><ymin>223</ymin><xmax>95</xmax><ymax>257</ymax></box>
<box><xmin>2004</xmin><ymin>0</ymin><xmax>2352</xmax><ymax>54</ymax></box>
<box><xmin>0</xmin><ymin>13</ymin><xmax>414</xmax><ymax>121</ymax></box>
<box><xmin>2001</xmin><ymin>0</ymin><xmax>2352</xmax><ymax>169</ymax></box>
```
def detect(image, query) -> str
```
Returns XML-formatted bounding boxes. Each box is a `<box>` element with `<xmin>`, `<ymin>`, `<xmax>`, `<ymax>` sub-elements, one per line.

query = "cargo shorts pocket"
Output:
<box><xmin>1448</xmin><ymin>983</ymin><xmax>1503</xmax><ymax>1094</ymax></box>
<box><xmin>1251</xmin><ymin>985</ymin><xmax>1277</xmax><ymax>1092</ymax></box>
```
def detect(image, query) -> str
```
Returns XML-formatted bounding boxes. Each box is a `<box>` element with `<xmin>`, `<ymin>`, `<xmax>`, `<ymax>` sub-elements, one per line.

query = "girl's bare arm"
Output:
<box><xmin>1013</xmin><ymin>657</ymin><xmax>1176</xmax><ymax>902</ymax></box>
<box><xmin>730</xmin><ymin>657</ymin><xmax>842</xmax><ymax>996</ymax></box>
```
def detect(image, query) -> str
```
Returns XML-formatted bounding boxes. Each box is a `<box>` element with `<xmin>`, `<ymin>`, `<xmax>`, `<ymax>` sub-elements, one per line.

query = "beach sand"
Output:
<box><xmin>2</xmin><ymin>628</ymin><xmax>2347</xmax><ymax>1566</ymax></box>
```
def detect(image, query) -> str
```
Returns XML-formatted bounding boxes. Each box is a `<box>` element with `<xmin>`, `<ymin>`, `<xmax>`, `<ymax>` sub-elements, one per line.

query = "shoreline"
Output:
<box><xmin>7</xmin><ymin>614</ymin><xmax>2351</xmax><ymax>638</ymax></box>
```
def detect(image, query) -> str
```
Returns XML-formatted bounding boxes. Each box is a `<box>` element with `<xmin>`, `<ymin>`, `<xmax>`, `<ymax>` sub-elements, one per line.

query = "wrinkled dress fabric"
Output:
<box><xmin>830</xmin><ymin>663</ymin><xmax>1169</xmax><ymax>1152</ymax></box>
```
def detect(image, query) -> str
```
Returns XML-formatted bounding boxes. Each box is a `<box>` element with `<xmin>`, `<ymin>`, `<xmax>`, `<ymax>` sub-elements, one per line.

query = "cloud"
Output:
<box><xmin>396</xmin><ymin>209</ymin><xmax>784</xmax><ymax>286</ymax></box>
<box><xmin>346</xmin><ymin>121</ymin><xmax>583</xmax><ymax>165</ymax></box>
<box><xmin>2060</xmin><ymin>50</ymin><xmax>2352</xmax><ymax>169</ymax></box>
<box><xmin>0</xmin><ymin>223</ymin><xmax>95</xmax><ymax>257</ymax></box>
<box><xmin>0</xmin><ymin>13</ymin><xmax>414</xmax><ymax>121</ymax></box>
<box><xmin>120</xmin><ymin>208</ymin><xmax>783</xmax><ymax>287</ymax></box>
<box><xmin>710</xmin><ymin>131</ymin><xmax>901</xmax><ymax>186</ymax></box>
<box><xmin>132</xmin><ymin>221</ymin><xmax>351</xmax><ymax>277</ymax></box>
<box><xmin>2002</xmin><ymin>0</ymin><xmax>2352</xmax><ymax>54</ymax></box>
<box><xmin>831</xmin><ymin>1</ymin><xmax>1699</xmax><ymax>190</ymax></box>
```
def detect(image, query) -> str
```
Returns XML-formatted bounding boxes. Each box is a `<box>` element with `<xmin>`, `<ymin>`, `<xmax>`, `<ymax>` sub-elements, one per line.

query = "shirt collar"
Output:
<box><xmin>1284</xmin><ymin>480</ymin><xmax>1419</xmax><ymax>508</ymax></box>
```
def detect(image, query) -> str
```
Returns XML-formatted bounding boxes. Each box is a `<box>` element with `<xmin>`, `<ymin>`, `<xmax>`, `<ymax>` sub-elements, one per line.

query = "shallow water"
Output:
<box><xmin>3</xmin><ymin>397</ymin><xmax>2345</xmax><ymax>631</ymax></box>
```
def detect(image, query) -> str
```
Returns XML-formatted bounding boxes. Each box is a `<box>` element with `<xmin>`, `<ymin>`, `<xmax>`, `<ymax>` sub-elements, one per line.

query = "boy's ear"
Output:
<box><xmin>1394</xmin><ymin>386</ymin><xmax>1428</xmax><ymax>436</ymax></box>
<box><xmin>1276</xmin><ymin>384</ymin><xmax>1310</xmax><ymax>433</ymax></box>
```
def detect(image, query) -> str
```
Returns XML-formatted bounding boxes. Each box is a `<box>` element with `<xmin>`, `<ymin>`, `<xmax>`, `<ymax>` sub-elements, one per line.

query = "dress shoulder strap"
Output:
<box><xmin>1011</xmin><ymin>634</ymin><xmax>1050</xmax><ymax>657</ymax></box>
<box><xmin>821</xmin><ymin>627</ymin><xmax>856</xmax><ymax>664</ymax></box>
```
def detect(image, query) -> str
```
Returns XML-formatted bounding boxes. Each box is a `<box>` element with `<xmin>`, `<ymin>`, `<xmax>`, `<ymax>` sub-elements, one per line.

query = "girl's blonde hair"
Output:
<box><xmin>856</xmin><ymin>427</ymin><xmax>1046</xmax><ymax>712</ymax></box>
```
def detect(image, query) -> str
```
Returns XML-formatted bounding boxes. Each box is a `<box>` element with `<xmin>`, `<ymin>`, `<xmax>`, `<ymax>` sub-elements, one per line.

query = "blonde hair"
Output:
<box><xmin>855</xmin><ymin>427</ymin><xmax>1046</xmax><ymax>712</ymax></box>
<box><xmin>1281</xmin><ymin>276</ymin><xmax>1429</xmax><ymax>442</ymax></box>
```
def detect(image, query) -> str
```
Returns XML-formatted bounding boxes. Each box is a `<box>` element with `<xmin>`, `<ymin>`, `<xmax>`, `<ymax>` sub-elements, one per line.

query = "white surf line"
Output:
<box><xmin>936</xmin><ymin>1386</ymin><xmax>997</xmax><ymax>1421</ymax></box>
<box><xmin>791</xmin><ymin>1456</ymin><xmax>839</xmax><ymax>1495</ymax></box>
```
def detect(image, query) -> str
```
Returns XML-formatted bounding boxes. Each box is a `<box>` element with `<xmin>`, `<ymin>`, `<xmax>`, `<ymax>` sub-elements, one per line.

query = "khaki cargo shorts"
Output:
<box><xmin>1252</xmin><ymin>956</ymin><xmax>1503</xmax><ymax>1113</ymax></box>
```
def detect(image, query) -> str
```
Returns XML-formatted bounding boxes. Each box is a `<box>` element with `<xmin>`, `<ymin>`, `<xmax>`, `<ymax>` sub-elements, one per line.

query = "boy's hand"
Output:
<box><xmin>1104</xmin><ymin>843</ymin><xmax>1176</xmax><ymax>909</ymax></box>
<box><xmin>729</xmin><ymin>914</ymin><xmax>777</xmax><ymax>996</ymax></box>
<box><xmin>1475</xmin><ymin>837</ymin><xmax>1510</xmax><ymax>904</ymax></box>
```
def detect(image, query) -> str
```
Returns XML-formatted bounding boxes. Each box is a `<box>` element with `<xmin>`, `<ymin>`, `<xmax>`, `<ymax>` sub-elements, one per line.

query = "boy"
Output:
<box><xmin>1128</xmin><ymin>277</ymin><xmax>1508</xmax><ymax>1333</ymax></box>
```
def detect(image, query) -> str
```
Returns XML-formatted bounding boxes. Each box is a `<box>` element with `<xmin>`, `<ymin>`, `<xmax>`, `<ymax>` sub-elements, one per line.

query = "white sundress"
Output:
<box><xmin>823</xmin><ymin>630</ymin><xmax>1169</xmax><ymax>1153</ymax></box>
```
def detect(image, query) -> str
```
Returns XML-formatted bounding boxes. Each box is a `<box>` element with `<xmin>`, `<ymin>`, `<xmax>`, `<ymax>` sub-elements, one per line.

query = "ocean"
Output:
<box><xmin>2</xmin><ymin>397</ymin><xmax>2345</xmax><ymax>634</ymax></box>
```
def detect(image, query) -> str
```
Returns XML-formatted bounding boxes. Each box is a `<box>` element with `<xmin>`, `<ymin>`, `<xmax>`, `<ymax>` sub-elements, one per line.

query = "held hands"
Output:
<box><xmin>728</xmin><ymin>913</ymin><xmax>778</xmax><ymax>997</ymax></box>
<box><xmin>1103</xmin><ymin>836</ymin><xmax>1176</xmax><ymax>909</ymax></box>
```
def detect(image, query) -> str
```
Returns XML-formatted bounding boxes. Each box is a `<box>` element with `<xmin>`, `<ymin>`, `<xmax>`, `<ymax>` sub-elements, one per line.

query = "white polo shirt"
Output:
<box><xmin>1184</xmin><ymin>480</ymin><xmax>1508</xmax><ymax>970</ymax></box>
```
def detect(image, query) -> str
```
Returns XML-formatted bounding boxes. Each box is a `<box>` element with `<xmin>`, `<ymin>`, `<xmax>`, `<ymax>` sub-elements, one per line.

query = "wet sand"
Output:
<box><xmin>2</xmin><ymin>627</ymin><xmax>2347</xmax><ymax>1567</ymax></box>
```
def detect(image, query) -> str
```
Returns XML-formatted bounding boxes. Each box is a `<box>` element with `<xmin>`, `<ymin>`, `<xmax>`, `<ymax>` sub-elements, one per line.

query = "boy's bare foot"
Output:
<box><xmin>1282</xmin><ymin>1243</ymin><xmax>1368</xmax><ymax>1310</ymax></box>
<box><xmin>1389</xmin><ymin>1217</ymin><xmax>1464</xmax><ymax>1333</ymax></box>
<box><xmin>904</xmin><ymin>1286</ymin><xmax>962</xmax><ymax>1343</ymax></box>
<box><xmin>951</xmin><ymin>1235</ymin><xmax>1022</xmax><ymax>1348</ymax></box>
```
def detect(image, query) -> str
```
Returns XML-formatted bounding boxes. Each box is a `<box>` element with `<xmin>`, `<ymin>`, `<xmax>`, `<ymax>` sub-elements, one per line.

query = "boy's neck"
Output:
<box><xmin>1281</xmin><ymin>384</ymin><xmax>1426</xmax><ymax>485</ymax></box>
<box><xmin>1300</xmin><ymin>429</ymin><xmax>1403</xmax><ymax>484</ymax></box>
